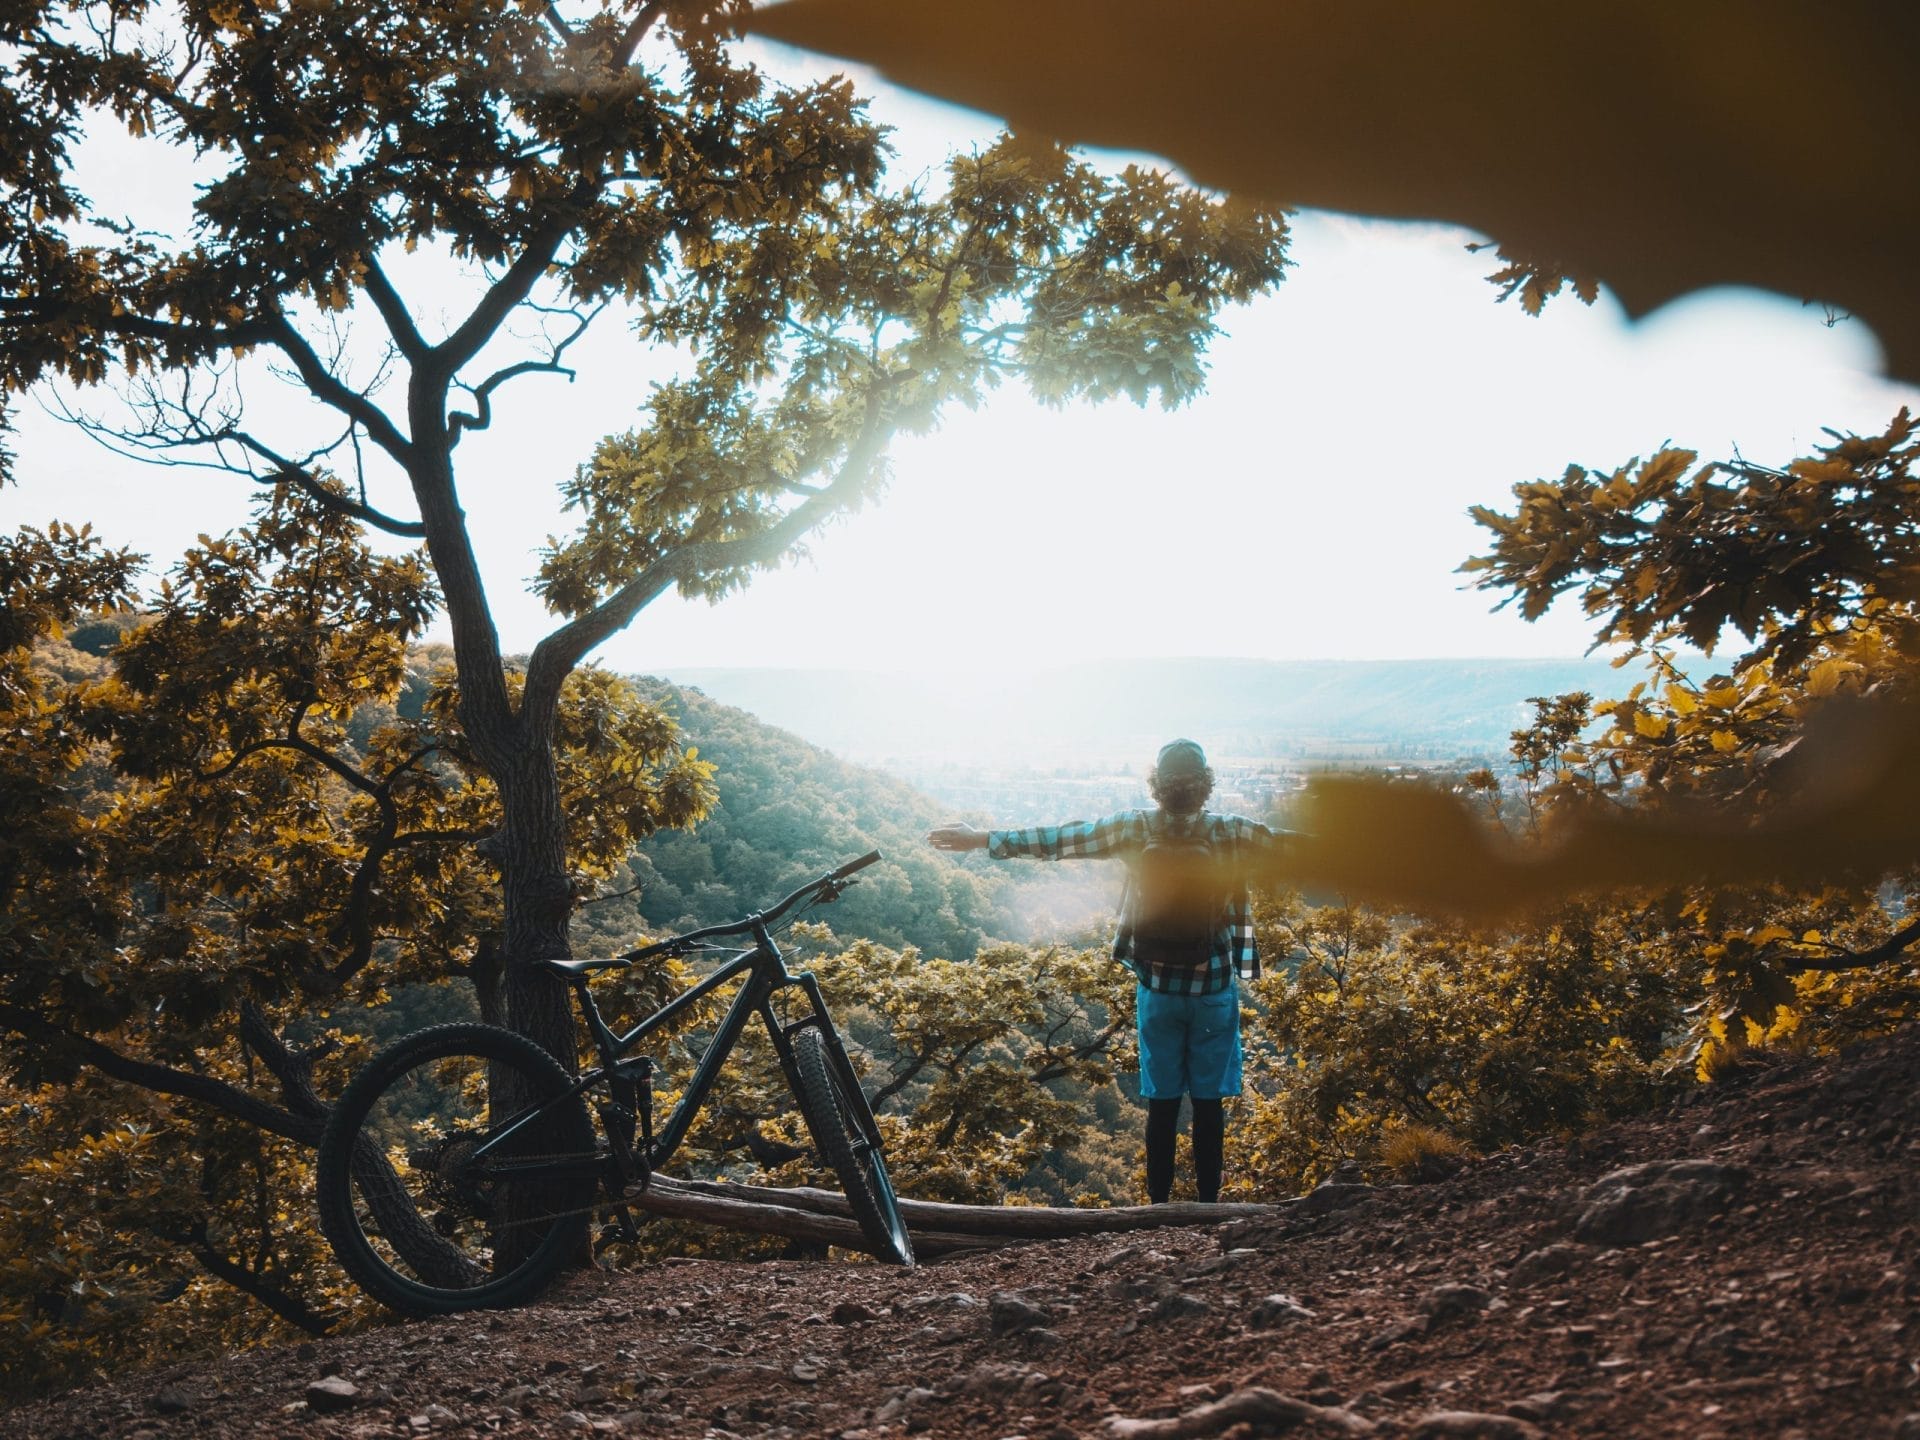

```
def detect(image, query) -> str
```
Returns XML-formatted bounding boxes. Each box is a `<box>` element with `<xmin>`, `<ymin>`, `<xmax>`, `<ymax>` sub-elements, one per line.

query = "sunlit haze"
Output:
<box><xmin>6</xmin><ymin>41</ymin><xmax>1918</xmax><ymax>679</ymax></box>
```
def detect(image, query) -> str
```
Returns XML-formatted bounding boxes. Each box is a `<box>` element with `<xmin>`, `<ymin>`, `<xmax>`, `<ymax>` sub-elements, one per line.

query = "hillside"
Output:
<box><xmin>576</xmin><ymin>679</ymin><xmax>1112</xmax><ymax>960</ymax></box>
<box><xmin>15</xmin><ymin>1024</ymin><xmax>1914</xmax><ymax>1439</ymax></box>
<box><xmin>659</xmin><ymin>657</ymin><xmax>1683</xmax><ymax>765</ymax></box>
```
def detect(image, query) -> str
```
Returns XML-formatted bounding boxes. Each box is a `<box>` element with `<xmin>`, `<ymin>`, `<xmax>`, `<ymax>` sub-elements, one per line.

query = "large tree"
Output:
<box><xmin>1</xmin><ymin>0</ymin><xmax>1289</xmax><ymax>1074</ymax></box>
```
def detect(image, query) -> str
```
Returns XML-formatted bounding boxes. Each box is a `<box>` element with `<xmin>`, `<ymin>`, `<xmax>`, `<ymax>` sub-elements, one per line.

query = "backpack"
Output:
<box><xmin>1128</xmin><ymin>813</ymin><xmax>1225</xmax><ymax>971</ymax></box>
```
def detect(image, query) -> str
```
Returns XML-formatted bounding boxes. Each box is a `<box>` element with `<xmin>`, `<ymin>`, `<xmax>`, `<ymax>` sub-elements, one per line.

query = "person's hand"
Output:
<box><xmin>926</xmin><ymin>824</ymin><xmax>989</xmax><ymax>852</ymax></box>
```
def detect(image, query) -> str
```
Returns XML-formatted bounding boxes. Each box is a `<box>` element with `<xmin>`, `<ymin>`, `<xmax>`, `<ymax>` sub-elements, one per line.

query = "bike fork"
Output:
<box><xmin>785</xmin><ymin>973</ymin><xmax>886</xmax><ymax>1148</ymax></box>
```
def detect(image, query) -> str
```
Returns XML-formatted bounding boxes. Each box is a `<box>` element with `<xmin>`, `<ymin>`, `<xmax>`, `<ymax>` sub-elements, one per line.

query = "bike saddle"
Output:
<box><xmin>541</xmin><ymin>956</ymin><xmax>633</xmax><ymax>976</ymax></box>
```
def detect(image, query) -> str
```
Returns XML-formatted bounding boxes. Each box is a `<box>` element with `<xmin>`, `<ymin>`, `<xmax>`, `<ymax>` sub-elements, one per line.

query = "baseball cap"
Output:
<box><xmin>1154</xmin><ymin>738</ymin><xmax>1209</xmax><ymax>778</ymax></box>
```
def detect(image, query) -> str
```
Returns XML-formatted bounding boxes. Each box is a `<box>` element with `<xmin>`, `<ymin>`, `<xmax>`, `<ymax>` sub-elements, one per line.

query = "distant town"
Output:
<box><xmin>880</xmin><ymin>746</ymin><xmax>1501</xmax><ymax>826</ymax></box>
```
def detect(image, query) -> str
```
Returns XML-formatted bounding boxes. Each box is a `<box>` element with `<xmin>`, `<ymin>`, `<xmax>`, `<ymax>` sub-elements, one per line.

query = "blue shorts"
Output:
<box><xmin>1135</xmin><ymin>981</ymin><xmax>1243</xmax><ymax>1100</ymax></box>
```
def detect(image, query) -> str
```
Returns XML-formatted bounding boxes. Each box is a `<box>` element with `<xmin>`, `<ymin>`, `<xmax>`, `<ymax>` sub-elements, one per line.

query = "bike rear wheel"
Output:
<box><xmin>316</xmin><ymin>1023</ymin><xmax>598</xmax><ymax>1316</ymax></box>
<box><xmin>790</xmin><ymin>1024</ymin><xmax>914</xmax><ymax>1266</ymax></box>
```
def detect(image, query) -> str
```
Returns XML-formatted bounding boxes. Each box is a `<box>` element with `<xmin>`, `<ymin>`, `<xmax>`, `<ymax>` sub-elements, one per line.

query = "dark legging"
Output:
<box><xmin>1146</xmin><ymin>1097</ymin><xmax>1225</xmax><ymax>1204</ymax></box>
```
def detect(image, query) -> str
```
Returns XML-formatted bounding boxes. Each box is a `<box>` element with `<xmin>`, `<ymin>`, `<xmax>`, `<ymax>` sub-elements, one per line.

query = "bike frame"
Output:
<box><xmin>472</xmin><ymin>911</ymin><xmax>879</xmax><ymax>1182</ymax></box>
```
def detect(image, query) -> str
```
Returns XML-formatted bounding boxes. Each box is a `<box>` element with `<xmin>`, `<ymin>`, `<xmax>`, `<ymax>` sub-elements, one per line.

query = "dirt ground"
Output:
<box><xmin>7</xmin><ymin>1025</ymin><xmax>1918</xmax><ymax>1440</ymax></box>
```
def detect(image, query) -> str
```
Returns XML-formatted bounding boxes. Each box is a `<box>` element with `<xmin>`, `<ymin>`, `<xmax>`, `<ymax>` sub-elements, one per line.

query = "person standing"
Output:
<box><xmin>927</xmin><ymin>739</ymin><xmax>1288</xmax><ymax>1204</ymax></box>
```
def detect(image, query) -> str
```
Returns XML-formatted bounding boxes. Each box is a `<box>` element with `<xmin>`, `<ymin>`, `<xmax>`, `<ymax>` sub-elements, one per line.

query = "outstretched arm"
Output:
<box><xmin>927</xmin><ymin>824</ymin><xmax>990</xmax><ymax>852</ymax></box>
<box><xmin>954</xmin><ymin>815</ymin><xmax>1137</xmax><ymax>861</ymax></box>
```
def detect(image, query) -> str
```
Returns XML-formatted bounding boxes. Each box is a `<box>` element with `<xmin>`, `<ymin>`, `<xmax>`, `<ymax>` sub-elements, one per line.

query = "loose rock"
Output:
<box><xmin>989</xmin><ymin>1291</ymin><xmax>1054</xmax><ymax>1336</ymax></box>
<box><xmin>1149</xmin><ymin>1292</ymin><xmax>1213</xmax><ymax>1323</ymax></box>
<box><xmin>1573</xmin><ymin>1161</ymin><xmax>1751</xmax><ymax>1247</ymax></box>
<box><xmin>1507</xmin><ymin>1243</ymin><xmax>1588</xmax><ymax>1288</ymax></box>
<box><xmin>304</xmin><ymin>1377</ymin><xmax>360</xmax><ymax>1414</ymax></box>
<box><xmin>1249</xmin><ymin>1292</ymin><xmax>1316</xmax><ymax>1326</ymax></box>
<box><xmin>1422</xmin><ymin>1283</ymin><xmax>1492</xmax><ymax>1327</ymax></box>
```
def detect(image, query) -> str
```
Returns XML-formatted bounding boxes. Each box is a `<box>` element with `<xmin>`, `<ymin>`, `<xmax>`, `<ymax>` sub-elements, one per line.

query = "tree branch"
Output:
<box><xmin>1779</xmin><ymin>913</ymin><xmax>1920</xmax><ymax>974</ymax></box>
<box><xmin>1028</xmin><ymin>1018</ymin><xmax>1129</xmax><ymax>1085</ymax></box>
<box><xmin>237</xmin><ymin>1002</ymin><xmax>332</xmax><ymax>1123</ymax></box>
<box><xmin>82</xmin><ymin>310</ymin><xmax>281</xmax><ymax>357</ymax></box>
<box><xmin>277</xmin><ymin>465</ymin><xmax>426</xmax><ymax>538</ymax></box>
<box><xmin>0</xmin><ymin>1004</ymin><xmax>321</xmax><ymax>1147</ymax></box>
<box><xmin>447</xmin><ymin>298</ymin><xmax>604</xmax><ymax>449</ymax></box>
<box><xmin>447</xmin><ymin>358</ymin><xmax>576</xmax><ymax>445</ymax></box>
<box><xmin>867</xmin><ymin>1049</ymin><xmax>931</xmax><ymax>1110</ymax></box>
<box><xmin>434</xmin><ymin>219</ymin><xmax>585</xmax><ymax>380</ymax></box>
<box><xmin>199</xmin><ymin>715</ymin><xmax>383</xmax><ymax>800</ymax></box>
<box><xmin>264</xmin><ymin>316</ymin><xmax>415</xmax><ymax>466</ymax></box>
<box><xmin>615</xmin><ymin>0</ymin><xmax>675</xmax><ymax>64</ymax></box>
<box><xmin>361</xmin><ymin>255</ymin><xmax>430</xmax><ymax>365</ymax></box>
<box><xmin>187</xmin><ymin>1223</ymin><xmax>334</xmax><ymax>1336</ymax></box>
<box><xmin>521</xmin><ymin>384</ymin><xmax>896</xmax><ymax>726</ymax></box>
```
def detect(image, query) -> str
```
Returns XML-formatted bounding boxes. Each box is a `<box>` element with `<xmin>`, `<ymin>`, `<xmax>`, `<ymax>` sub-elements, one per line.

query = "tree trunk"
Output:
<box><xmin>489</xmin><ymin>738</ymin><xmax>587</xmax><ymax>1269</ymax></box>
<box><xmin>493</xmin><ymin>738</ymin><xmax>577</xmax><ymax>1072</ymax></box>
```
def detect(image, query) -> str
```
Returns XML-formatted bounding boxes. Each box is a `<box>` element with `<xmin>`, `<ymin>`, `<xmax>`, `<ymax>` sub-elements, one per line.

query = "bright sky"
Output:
<box><xmin>6</xmin><ymin>39</ymin><xmax>1919</xmax><ymax>675</ymax></box>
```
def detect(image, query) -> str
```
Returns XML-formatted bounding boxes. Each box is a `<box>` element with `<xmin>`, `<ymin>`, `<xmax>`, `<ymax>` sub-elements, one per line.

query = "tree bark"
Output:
<box><xmin>494</xmin><ymin>740</ymin><xmax>578</xmax><ymax>1071</ymax></box>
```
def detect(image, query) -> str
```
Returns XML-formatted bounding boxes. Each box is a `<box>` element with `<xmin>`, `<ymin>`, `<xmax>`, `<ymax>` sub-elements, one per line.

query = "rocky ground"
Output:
<box><xmin>8</xmin><ymin>1026</ymin><xmax>1919</xmax><ymax>1440</ymax></box>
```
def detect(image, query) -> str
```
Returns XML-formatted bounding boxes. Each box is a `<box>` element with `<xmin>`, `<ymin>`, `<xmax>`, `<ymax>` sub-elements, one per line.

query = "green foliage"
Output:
<box><xmin>1466</xmin><ymin>409</ymin><xmax>1920</xmax><ymax>1064</ymax></box>
<box><xmin>539</xmin><ymin>136</ymin><xmax>1287</xmax><ymax>611</ymax></box>
<box><xmin>1374</xmin><ymin>1121</ymin><xmax>1470</xmax><ymax>1183</ymax></box>
<box><xmin>0</xmin><ymin>497</ymin><xmax>712</xmax><ymax>1398</ymax></box>
<box><xmin>1228</xmin><ymin>893</ymin><xmax>1687</xmax><ymax>1196</ymax></box>
<box><xmin>810</xmin><ymin>940</ymin><xmax>1136</xmax><ymax>1204</ymax></box>
<box><xmin>0</xmin><ymin>1079</ymin><xmax>362</xmax><ymax>1397</ymax></box>
<box><xmin>1466</xmin><ymin>409</ymin><xmax>1920</xmax><ymax>669</ymax></box>
<box><xmin>1465</xmin><ymin>241</ymin><xmax>1599</xmax><ymax>317</ymax></box>
<box><xmin>591</xmin><ymin>931</ymin><xmax>1140</xmax><ymax>1268</ymax></box>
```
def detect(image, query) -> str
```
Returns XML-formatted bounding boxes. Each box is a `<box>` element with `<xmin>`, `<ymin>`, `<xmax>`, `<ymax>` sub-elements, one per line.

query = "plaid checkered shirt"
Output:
<box><xmin>986</xmin><ymin>809</ymin><xmax>1283</xmax><ymax>995</ymax></box>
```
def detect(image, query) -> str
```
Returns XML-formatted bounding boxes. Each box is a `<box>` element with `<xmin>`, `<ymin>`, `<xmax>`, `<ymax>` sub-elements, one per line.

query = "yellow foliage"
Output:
<box><xmin>1374</xmin><ymin>1122</ymin><xmax>1470</xmax><ymax>1182</ymax></box>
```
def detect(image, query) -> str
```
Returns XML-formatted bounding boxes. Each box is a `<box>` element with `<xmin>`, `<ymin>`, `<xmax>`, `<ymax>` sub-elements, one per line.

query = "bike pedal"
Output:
<box><xmin>610</xmin><ymin>1204</ymin><xmax>641</xmax><ymax>1243</ymax></box>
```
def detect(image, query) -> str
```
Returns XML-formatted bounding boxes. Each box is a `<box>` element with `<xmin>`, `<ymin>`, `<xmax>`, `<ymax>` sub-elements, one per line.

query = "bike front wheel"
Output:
<box><xmin>790</xmin><ymin>1024</ymin><xmax>914</xmax><ymax>1266</ymax></box>
<box><xmin>316</xmin><ymin>1023</ymin><xmax>598</xmax><ymax>1316</ymax></box>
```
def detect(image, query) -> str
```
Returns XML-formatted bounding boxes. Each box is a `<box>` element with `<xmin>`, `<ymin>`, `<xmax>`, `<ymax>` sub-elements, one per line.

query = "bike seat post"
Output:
<box><xmin>568</xmin><ymin>975</ymin><xmax>625</xmax><ymax>1069</ymax></box>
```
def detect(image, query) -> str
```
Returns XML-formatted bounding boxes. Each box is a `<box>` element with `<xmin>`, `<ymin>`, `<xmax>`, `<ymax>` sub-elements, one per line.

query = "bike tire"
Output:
<box><xmin>790</xmin><ymin>1024</ymin><xmax>915</xmax><ymax>1266</ymax></box>
<box><xmin>316</xmin><ymin>1023</ymin><xmax>597</xmax><ymax>1316</ymax></box>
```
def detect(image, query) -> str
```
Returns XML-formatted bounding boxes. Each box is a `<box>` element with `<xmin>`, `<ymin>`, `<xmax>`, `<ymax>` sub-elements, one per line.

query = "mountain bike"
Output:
<box><xmin>315</xmin><ymin>851</ymin><xmax>913</xmax><ymax>1316</ymax></box>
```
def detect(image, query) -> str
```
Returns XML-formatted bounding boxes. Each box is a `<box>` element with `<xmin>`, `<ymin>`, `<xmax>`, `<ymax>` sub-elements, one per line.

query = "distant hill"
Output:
<box><xmin>658</xmin><ymin>655</ymin><xmax>1683</xmax><ymax>765</ymax></box>
<box><xmin>604</xmin><ymin>681</ymin><xmax>1112</xmax><ymax>961</ymax></box>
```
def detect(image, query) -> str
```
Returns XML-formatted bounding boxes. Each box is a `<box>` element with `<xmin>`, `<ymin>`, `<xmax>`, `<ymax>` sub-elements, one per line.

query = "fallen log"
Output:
<box><xmin>639</xmin><ymin>1174</ymin><xmax>1282</xmax><ymax>1249</ymax></box>
<box><xmin>627</xmin><ymin>1179</ymin><xmax>1000</xmax><ymax>1258</ymax></box>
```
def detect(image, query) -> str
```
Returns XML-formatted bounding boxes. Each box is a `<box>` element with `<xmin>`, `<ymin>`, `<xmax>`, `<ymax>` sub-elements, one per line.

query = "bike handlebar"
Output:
<box><xmin>832</xmin><ymin>849</ymin><xmax>882</xmax><ymax>881</ymax></box>
<box><xmin>620</xmin><ymin>851</ymin><xmax>882</xmax><ymax>962</ymax></box>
